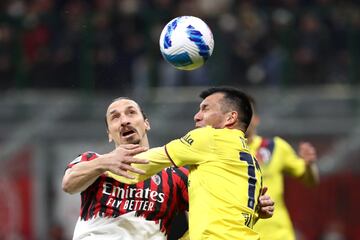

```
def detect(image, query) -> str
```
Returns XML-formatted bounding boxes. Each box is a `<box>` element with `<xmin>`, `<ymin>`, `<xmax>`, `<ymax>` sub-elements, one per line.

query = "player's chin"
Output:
<box><xmin>120</xmin><ymin>136</ymin><xmax>140</xmax><ymax>145</ymax></box>
<box><xmin>195</xmin><ymin>123</ymin><xmax>205</xmax><ymax>128</ymax></box>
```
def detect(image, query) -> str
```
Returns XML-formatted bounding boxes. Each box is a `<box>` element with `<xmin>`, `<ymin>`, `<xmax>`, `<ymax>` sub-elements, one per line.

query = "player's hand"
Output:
<box><xmin>298</xmin><ymin>142</ymin><xmax>317</xmax><ymax>165</ymax></box>
<box><xmin>104</xmin><ymin>144</ymin><xmax>149</xmax><ymax>179</ymax></box>
<box><xmin>258</xmin><ymin>187</ymin><xmax>274</xmax><ymax>219</ymax></box>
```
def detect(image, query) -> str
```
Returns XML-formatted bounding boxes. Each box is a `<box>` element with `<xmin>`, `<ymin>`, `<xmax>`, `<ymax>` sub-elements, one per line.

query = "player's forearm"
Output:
<box><xmin>301</xmin><ymin>162</ymin><xmax>320</xmax><ymax>186</ymax></box>
<box><xmin>62</xmin><ymin>160</ymin><xmax>104</xmax><ymax>194</ymax></box>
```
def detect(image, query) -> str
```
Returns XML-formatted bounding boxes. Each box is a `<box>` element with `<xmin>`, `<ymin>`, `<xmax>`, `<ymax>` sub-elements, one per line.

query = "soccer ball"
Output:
<box><xmin>159</xmin><ymin>16</ymin><xmax>214</xmax><ymax>71</ymax></box>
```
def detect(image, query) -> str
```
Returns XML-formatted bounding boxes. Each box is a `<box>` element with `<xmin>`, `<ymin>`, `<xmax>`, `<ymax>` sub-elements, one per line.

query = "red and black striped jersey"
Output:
<box><xmin>67</xmin><ymin>151</ymin><xmax>189</xmax><ymax>239</ymax></box>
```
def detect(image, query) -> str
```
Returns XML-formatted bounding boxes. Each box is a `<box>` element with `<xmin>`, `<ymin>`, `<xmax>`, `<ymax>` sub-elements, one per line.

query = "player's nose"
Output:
<box><xmin>120</xmin><ymin>116</ymin><xmax>131</xmax><ymax>127</ymax></box>
<box><xmin>194</xmin><ymin>111</ymin><xmax>202</xmax><ymax>123</ymax></box>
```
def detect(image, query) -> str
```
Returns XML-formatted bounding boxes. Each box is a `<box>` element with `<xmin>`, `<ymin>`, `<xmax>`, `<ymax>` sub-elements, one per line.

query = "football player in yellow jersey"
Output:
<box><xmin>108</xmin><ymin>87</ymin><xmax>270</xmax><ymax>240</ymax></box>
<box><xmin>247</xmin><ymin>97</ymin><xmax>320</xmax><ymax>240</ymax></box>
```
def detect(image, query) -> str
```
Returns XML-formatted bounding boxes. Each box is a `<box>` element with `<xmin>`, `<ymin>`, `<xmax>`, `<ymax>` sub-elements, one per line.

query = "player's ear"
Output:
<box><xmin>252</xmin><ymin>114</ymin><xmax>260</xmax><ymax>127</ymax></box>
<box><xmin>226</xmin><ymin>111</ymin><xmax>238</xmax><ymax>126</ymax></box>
<box><xmin>145</xmin><ymin>119</ymin><xmax>151</xmax><ymax>131</ymax></box>
<box><xmin>107</xmin><ymin>130</ymin><xmax>113</xmax><ymax>143</ymax></box>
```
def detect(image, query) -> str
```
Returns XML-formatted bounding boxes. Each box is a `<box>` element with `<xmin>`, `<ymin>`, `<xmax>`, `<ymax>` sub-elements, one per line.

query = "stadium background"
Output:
<box><xmin>0</xmin><ymin>0</ymin><xmax>359</xmax><ymax>239</ymax></box>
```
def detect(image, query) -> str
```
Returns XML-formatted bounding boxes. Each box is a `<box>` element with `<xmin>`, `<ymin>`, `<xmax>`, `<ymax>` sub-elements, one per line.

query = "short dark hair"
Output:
<box><xmin>199</xmin><ymin>86</ymin><xmax>253</xmax><ymax>130</ymax></box>
<box><xmin>104</xmin><ymin>97</ymin><xmax>147</xmax><ymax>130</ymax></box>
<box><xmin>247</xmin><ymin>94</ymin><xmax>257</xmax><ymax>113</ymax></box>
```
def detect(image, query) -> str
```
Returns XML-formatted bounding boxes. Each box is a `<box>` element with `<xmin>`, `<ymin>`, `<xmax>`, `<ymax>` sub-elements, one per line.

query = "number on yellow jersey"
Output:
<box><xmin>239</xmin><ymin>152</ymin><xmax>258</xmax><ymax>209</ymax></box>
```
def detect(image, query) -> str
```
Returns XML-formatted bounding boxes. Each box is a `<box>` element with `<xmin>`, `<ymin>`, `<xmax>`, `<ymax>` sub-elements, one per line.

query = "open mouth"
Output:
<box><xmin>121</xmin><ymin>129</ymin><xmax>136</xmax><ymax>137</ymax></box>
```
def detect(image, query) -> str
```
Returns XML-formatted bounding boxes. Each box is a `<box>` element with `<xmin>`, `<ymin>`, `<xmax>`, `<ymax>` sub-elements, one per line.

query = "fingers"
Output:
<box><xmin>120</xmin><ymin>161</ymin><xmax>146</xmax><ymax>175</ymax></box>
<box><xmin>260</xmin><ymin>206</ymin><xmax>275</xmax><ymax>218</ymax></box>
<box><xmin>259</xmin><ymin>196</ymin><xmax>274</xmax><ymax>206</ymax></box>
<box><xmin>116</xmin><ymin>145</ymin><xmax>148</xmax><ymax>156</ymax></box>
<box><xmin>259</xmin><ymin>198</ymin><xmax>275</xmax><ymax>219</ymax></box>
<box><xmin>131</xmin><ymin>158</ymin><xmax>149</xmax><ymax>164</ymax></box>
<box><xmin>299</xmin><ymin>142</ymin><xmax>317</xmax><ymax>164</ymax></box>
<box><xmin>122</xmin><ymin>156</ymin><xmax>149</xmax><ymax>164</ymax></box>
<box><xmin>127</xmin><ymin>146</ymin><xmax>148</xmax><ymax>156</ymax></box>
<box><xmin>107</xmin><ymin>145</ymin><xmax>149</xmax><ymax>177</ymax></box>
<box><xmin>260</xmin><ymin>186</ymin><xmax>268</xmax><ymax>196</ymax></box>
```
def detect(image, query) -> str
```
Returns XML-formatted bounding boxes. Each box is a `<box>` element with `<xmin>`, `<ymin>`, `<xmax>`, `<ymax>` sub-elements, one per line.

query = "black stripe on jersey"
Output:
<box><xmin>134</xmin><ymin>177</ymin><xmax>151</xmax><ymax>217</ymax></box>
<box><xmin>248</xmin><ymin>164</ymin><xmax>257</xmax><ymax>209</ymax></box>
<box><xmin>173</xmin><ymin>168</ymin><xmax>188</xmax><ymax>187</ymax></box>
<box><xmin>90</xmin><ymin>177</ymin><xmax>107</xmax><ymax>219</ymax></box>
<box><xmin>160</xmin><ymin>168</ymin><xmax>175</xmax><ymax>232</ymax></box>
<box><xmin>173</xmin><ymin>168</ymin><xmax>189</xmax><ymax>210</ymax></box>
<box><xmin>111</xmin><ymin>180</ymin><xmax>121</xmax><ymax>218</ymax></box>
<box><xmin>141</xmin><ymin>172</ymin><xmax>165</xmax><ymax>220</ymax></box>
<box><xmin>80</xmin><ymin>192</ymin><xmax>89</xmax><ymax>220</ymax></box>
<box><xmin>99</xmin><ymin>178</ymin><xmax>111</xmax><ymax>217</ymax></box>
<box><xmin>81</xmin><ymin>183</ymin><xmax>96</xmax><ymax>220</ymax></box>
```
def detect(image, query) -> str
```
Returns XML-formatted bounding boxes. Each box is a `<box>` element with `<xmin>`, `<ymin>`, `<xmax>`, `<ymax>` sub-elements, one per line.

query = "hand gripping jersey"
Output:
<box><xmin>250</xmin><ymin>135</ymin><xmax>307</xmax><ymax>240</ymax></box>
<box><xmin>108</xmin><ymin>126</ymin><xmax>263</xmax><ymax>240</ymax></box>
<box><xmin>66</xmin><ymin>152</ymin><xmax>188</xmax><ymax>240</ymax></box>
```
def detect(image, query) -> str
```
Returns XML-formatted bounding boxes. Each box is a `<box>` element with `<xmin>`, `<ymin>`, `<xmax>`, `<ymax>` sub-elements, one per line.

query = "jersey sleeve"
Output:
<box><xmin>66</xmin><ymin>151</ymin><xmax>98</xmax><ymax>170</ymax></box>
<box><xmin>276</xmin><ymin>137</ymin><xmax>306</xmax><ymax>177</ymax></box>
<box><xmin>107</xmin><ymin>146</ymin><xmax>172</xmax><ymax>184</ymax></box>
<box><xmin>165</xmin><ymin>127</ymin><xmax>213</xmax><ymax>167</ymax></box>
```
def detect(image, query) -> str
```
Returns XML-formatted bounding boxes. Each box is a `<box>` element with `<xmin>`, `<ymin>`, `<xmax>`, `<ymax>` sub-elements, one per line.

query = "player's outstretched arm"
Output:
<box><xmin>298</xmin><ymin>142</ymin><xmax>320</xmax><ymax>186</ymax></box>
<box><xmin>62</xmin><ymin>144</ymin><xmax>148</xmax><ymax>194</ymax></box>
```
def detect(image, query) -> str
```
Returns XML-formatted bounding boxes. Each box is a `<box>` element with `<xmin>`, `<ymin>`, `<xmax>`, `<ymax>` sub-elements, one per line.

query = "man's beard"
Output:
<box><xmin>124</xmin><ymin>135</ymin><xmax>140</xmax><ymax>145</ymax></box>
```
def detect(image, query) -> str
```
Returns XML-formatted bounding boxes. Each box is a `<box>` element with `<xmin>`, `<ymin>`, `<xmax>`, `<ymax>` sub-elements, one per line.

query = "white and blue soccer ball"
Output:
<box><xmin>159</xmin><ymin>16</ymin><xmax>214</xmax><ymax>71</ymax></box>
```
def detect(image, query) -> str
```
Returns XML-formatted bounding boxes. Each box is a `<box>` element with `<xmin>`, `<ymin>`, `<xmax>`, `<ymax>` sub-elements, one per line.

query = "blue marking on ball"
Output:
<box><xmin>164</xmin><ymin>18</ymin><xmax>179</xmax><ymax>49</ymax></box>
<box><xmin>162</xmin><ymin>52</ymin><xmax>193</xmax><ymax>67</ymax></box>
<box><xmin>186</xmin><ymin>25</ymin><xmax>210</xmax><ymax>61</ymax></box>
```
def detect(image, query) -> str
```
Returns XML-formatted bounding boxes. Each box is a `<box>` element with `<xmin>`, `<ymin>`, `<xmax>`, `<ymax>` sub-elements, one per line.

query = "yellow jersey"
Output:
<box><xmin>166</xmin><ymin>126</ymin><xmax>262</xmax><ymax>240</ymax></box>
<box><xmin>108</xmin><ymin>126</ymin><xmax>263</xmax><ymax>240</ymax></box>
<box><xmin>250</xmin><ymin>135</ymin><xmax>307</xmax><ymax>240</ymax></box>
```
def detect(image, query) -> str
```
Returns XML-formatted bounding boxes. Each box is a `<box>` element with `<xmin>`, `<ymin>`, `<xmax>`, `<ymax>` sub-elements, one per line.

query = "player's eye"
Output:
<box><xmin>202</xmin><ymin>106</ymin><xmax>209</xmax><ymax>111</ymax></box>
<box><xmin>111</xmin><ymin>114</ymin><xmax>120</xmax><ymax>120</ymax></box>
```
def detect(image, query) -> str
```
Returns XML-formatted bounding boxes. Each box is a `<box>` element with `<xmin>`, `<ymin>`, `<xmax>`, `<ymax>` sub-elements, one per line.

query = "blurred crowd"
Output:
<box><xmin>0</xmin><ymin>0</ymin><xmax>359</xmax><ymax>90</ymax></box>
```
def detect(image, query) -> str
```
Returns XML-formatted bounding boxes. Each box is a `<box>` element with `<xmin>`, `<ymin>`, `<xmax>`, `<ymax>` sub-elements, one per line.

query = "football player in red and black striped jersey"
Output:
<box><xmin>62</xmin><ymin>97</ymin><xmax>189</xmax><ymax>240</ymax></box>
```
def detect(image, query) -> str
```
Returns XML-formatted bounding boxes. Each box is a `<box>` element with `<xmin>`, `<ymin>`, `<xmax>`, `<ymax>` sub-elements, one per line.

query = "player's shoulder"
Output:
<box><xmin>180</xmin><ymin>126</ymin><xmax>214</xmax><ymax>145</ymax></box>
<box><xmin>67</xmin><ymin>151</ymin><xmax>99</xmax><ymax>168</ymax></box>
<box><xmin>79</xmin><ymin>151</ymin><xmax>100</xmax><ymax>161</ymax></box>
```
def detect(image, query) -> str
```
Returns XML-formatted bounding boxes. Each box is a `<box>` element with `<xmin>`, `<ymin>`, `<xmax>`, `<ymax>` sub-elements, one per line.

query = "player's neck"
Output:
<box><xmin>140</xmin><ymin>136</ymin><xmax>150</xmax><ymax>148</ymax></box>
<box><xmin>247</xmin><ymin>133</ymin><xmax>256</xmax><ymax>144</ymax></box>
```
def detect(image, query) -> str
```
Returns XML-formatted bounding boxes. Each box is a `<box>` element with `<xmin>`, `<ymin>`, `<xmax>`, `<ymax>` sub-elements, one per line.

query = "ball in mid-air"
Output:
<box><xmin>159</xmin><ymin>16</ymin><xmax>214</xmax><ymax>71</ymax></box>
